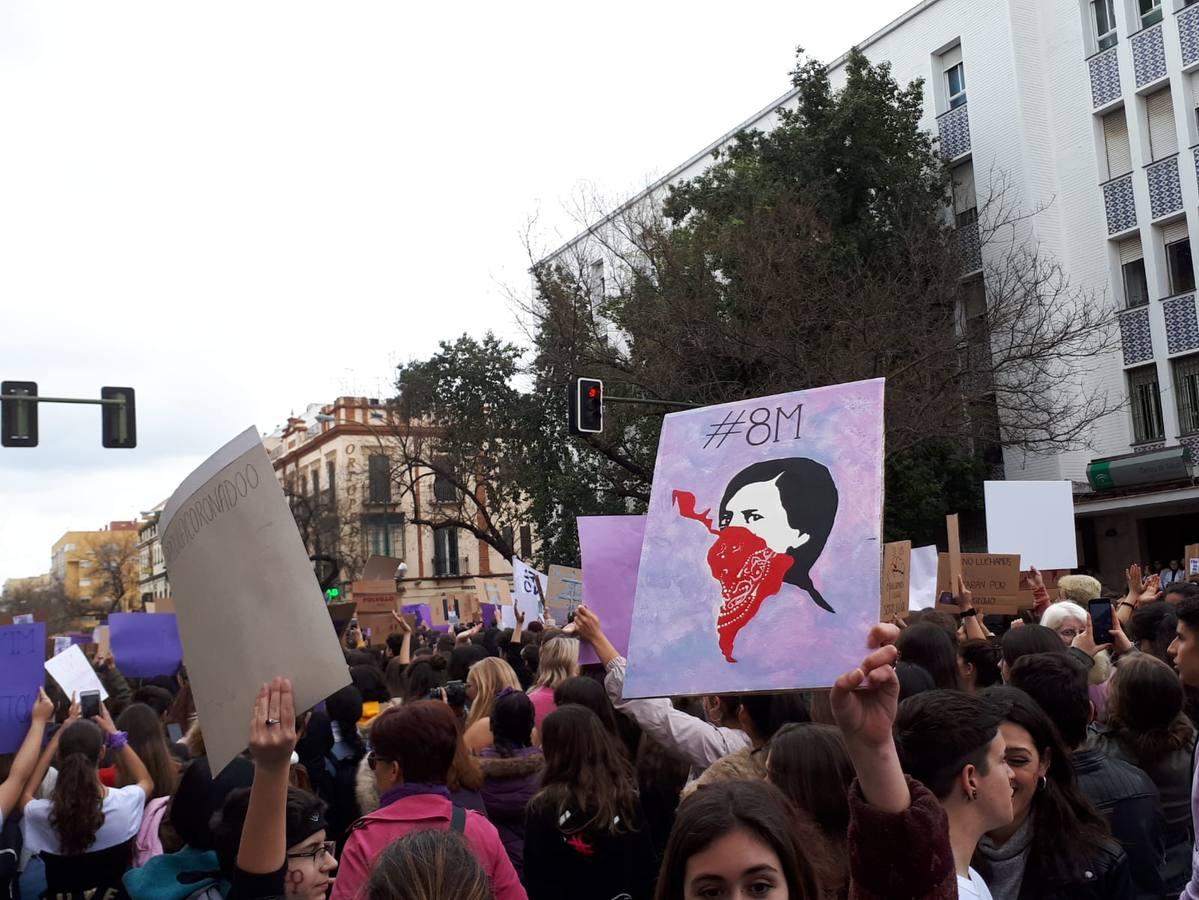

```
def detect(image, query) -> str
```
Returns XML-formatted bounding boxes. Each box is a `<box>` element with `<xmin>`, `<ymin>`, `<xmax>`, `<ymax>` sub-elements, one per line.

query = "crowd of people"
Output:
<box><xmin>6</xmin><ymin>564</ymin><xmax>1199</xmax><ymax>899</ymax></box>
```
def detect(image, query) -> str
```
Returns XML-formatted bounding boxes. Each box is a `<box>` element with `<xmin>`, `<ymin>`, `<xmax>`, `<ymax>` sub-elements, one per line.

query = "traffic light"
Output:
<box><xmin>569</xmin><ymin>377</ymin><xmax>603</xmax><ymax>435</ymax></box>
<box><xmin>101</xmin><ymin>387</ymin><xmax>136</xmax><ymax>449</ymax></box>
<box><xmin>1</xmin><ymin>382</ymin><xmax>38</xmax><ymax>448</ymax></box>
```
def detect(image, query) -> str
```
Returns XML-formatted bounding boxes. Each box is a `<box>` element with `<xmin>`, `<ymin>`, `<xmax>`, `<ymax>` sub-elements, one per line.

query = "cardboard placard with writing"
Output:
<box><xmin>880</xmin><ymin>542</ymin><xmax>911</xmax><ymax>621</ymax></box>
<box><xmin>357</xmin><ymin>611</ymin><xmax>401</xmax><ymax>645</ymax></box>
<box><xmin>430</xmin><ymin>597</ymin><xmax>449</xmax><ymax>626</ymax></box>
<box><xmin>935</xmin><ymin>553</ymin><xmax>1024</xmax><ymax>614</ymax></box>
<box><xmin>351</xmin><ymin>580</ymin><xmax>398</xmax><ymax>615</ymax></box>
<box><xmin>475</xmin><ymin>578</ymin><xmax>511</xmax><ymax>608</ymax></box>
<box><xmin>545</xmin><ymin>566</ymin><xmax>584</xmax><ymax>621</ymax></box>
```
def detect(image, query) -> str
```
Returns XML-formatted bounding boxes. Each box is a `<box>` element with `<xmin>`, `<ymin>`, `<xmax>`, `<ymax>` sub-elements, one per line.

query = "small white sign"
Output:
<box><xmin>908</xmin><ymin>545</ymin><xmax>940</xmax><ymax>611</ymax></box>
<box><xmin>45</xmin><ymin>644</ymin><xmax>108</xmax><ymax>702</ymax></box>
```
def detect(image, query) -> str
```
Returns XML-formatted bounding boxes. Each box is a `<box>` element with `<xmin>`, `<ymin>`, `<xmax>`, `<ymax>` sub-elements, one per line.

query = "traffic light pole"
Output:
<box><xmin>2</xmin><ymin>382</ymin><xmax>137</xmax><ymax>448</ymax></box>
<box><xmin>603</xmin><ymin>396</ymin><xmax>700</xmax><ymax>410</ymax></box>
<box><xmin>9</xmin><ymin>395</ymin><xmax>128</xmax><ymax>407</ymax></box>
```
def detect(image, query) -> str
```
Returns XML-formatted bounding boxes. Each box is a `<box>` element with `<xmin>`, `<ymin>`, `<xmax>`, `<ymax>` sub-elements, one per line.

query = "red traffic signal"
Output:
<box><xmin>569</xmin><ymin>377</ymin><xmax>604</xmax><ymax>435</ymax></box>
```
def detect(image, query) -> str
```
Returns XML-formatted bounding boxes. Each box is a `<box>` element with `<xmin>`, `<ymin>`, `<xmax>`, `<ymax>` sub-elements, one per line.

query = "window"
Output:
<box><xmin>1093</xmin><ymin>0</ymin><xmax>1117</xmax><ymax>49</ymax></box>
<box><xmin>368</xmin><ymin>454</ymin><xmax>391</xmax><ymax>503</ymax></box>
<box><xmin>1174</xmin><ymin>355</ymin><xmax>1199</xmax><ymax>433</ymax></box>
<box><xmin>432</xmin><ymin>460</ymin><xmax>458</xmax><ymax>503</ymax></box>
<box><xmin>1102</xmin><ymin>110</ymin><xmax>1132</xmax><ymax>180</ymax></box>
<box><xmin>520</xmin><ymin>525</ymin><xmax>533</xmax><ymax>560</ymax></box>
<box><xmin>952</xmin><ymin>161</ymin><xmax>977</xmax><ymax>224</ymax></box>
<box><xmin>326</xmin><ymin>460</ymin><xmax>335</xmax><ymax>502</ymax></box>
<box><xmin>433</xmin><ymin>527</ymin><xmax>459</xmax><ymax>577</ymax></box>
<box><xmin>1120</xmin><ymin>237</ymin><xmax>1148</xmax><ymax>307</ymax></box>
<box><xmin>311</xmin><ymin>466</ymin><xmax>320</xmax><ymax>496</ymax></box>
<box><xmin>1139</xmin><ymin>0</ymin><xmax>1162</xmax><ymax>28</ymax></box>
<box><xmin>1168</xmin><ymin>238</ymin><xmax>1195</xmax><ymax>295</ymax></box>
<box><xmin>367</xmin><ymin>523</ymin><xmax>404</xmax><ymax>558</ymax></box>
<box><xmin>1147</xmin><ymin>89</ymin><xmax>1178</xmax><ymax>161</ymax></box>
<box><xmin>945</xmin><ymin>63</ymin><xmax>967</xmax><ymax>109</ymax></box>
<box><xmin>502</xmin><ymin>526</ymin><xmax>515</xmax><ymax>554</ymax></box>
<box><xmin>1128</xmin><ymin>364</ymin><xmax>1165</xmax><ymax>442</ymax></box>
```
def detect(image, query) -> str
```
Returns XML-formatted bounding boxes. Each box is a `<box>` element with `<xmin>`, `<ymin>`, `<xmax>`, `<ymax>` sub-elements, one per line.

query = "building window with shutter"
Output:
<box><xmin>1173</xmin><ymin>355</ymin><xmax>1199</xmax><ymax>434</ymax></box>
<box><xmin>433</xmin><ymin>527</ymin><xmax>459</xmax><ymax>577</ymax></box>
<box><xmin>368</xmin><ymin>454</ymin><xmax>391</xmax><ymax>503</ymax></box>
<box><xmin>1147</xmin><ymin>89</ymin><xmax>1177</xmax><ymax>162</ymax></box>
<box><xmin>1120</xmin><ymin>237</ymin><xmax>1149</xmax><ymax>307</ymax></box>
<box><xmin>952</xmin><ymin>161</ymin><xmax>977</xmax><ymax>224</ymax></box>
<box><xmin>1139</xmin><ymin>0</ymin><xmax>1162</xmax><ymax>28</ymax></box>
<box><xmin>1128</xmin><ymin>364</ymin><xmax>1166</xmax><ymax>442</ymax></box>
<box><xmin>326</xmin><ymin>459</ymin><xmax>336</xmax><ymax>503</ymax></box>
<box><xmin>1093</xmin><ymin>0</ymin><xmax>1117</xmax><ymax>50</ymax></box>
<box><xmin>1103</xmin><ymin>110</ymin><xmax>1132</xmax><ymax>180</ymax></box>
<box><xmin>519</xmin><ymin>525</ymin><xmax>532</xmax><ymax>560</ymax></box>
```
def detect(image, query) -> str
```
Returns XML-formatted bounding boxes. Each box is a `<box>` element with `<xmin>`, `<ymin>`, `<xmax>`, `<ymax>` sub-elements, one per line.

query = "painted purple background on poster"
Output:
<box><xmin>109</xmin><ymin>613</ymin><xmax>184</xmax><ymax>678</ymax></box>
<box><xmin>401</xmin><ymin>604</ymin><xmax>432</xmax><ymax>628</ymax></box>
<box><xmin>0</xmin><ymin>623</ymin><xmax>46</xmax><ymax>753</ymax></box>
<box><xmin>623</xmin><ymin>379</ymin><xmax>884</xmax><ymax>698</ymax></box>
<box><xmin>578</xmin><ymin>516</ymin><xmax>646</xmax><ymax>666</ymax></box>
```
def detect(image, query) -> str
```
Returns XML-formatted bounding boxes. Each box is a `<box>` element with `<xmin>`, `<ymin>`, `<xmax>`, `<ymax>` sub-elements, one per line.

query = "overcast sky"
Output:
<box><xmin>0</xmin><ymin>0</ymin><xmax>917</xmax><ymax>584</ymax></box>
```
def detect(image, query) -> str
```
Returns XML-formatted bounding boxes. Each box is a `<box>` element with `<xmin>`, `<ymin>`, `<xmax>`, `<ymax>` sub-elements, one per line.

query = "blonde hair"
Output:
<box><xmin>531</xmin><ymin>636</ymin><xmax>580</xmax><ymax>692</ymax></box>
<box><xmin>464</xmin><ymin>657</ymin><xmax>520</xmax><ymax>730</ymax></box>
<box><xmin>1057</xmin><ymin>575</ymin><xmax>1102</xmax><ymax>605</ymax></box>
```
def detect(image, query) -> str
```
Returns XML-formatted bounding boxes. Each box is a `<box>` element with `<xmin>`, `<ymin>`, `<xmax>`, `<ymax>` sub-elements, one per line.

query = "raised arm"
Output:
<box><xmin>391</xmin><ymin>611</ymin><xmax>414</xmax><ymax>665</ymax></box>
<box><xmin>21</xmin><ymin>694</ymin><xmax>81</xmax><ymax>811</ymax></box>
<box><xmin>95</xmin><ymin>701</ymin><xmax>154</xmax><ymax>798</ymax></box>
<box><xmin>238</xmin><ymin>678</ymin><xmax>297</xmax><ymax>875</ymax></box>
<box><xmin>0</xmin><ymin>689</ymin><xmax>54</xmax><ymax>818</ymax></box>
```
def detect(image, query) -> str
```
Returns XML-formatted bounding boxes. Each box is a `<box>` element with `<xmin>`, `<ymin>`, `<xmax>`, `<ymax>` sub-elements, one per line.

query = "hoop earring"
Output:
<box><xmin>1038</xmin><ymin>776</ymin><xmax>1047</xmax><ymax>792</ymax></box>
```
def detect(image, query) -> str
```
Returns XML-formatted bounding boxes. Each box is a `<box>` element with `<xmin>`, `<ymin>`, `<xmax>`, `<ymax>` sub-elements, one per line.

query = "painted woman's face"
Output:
<box><xmin>720</xmin><ymin>477</ymin><xmax>808</xmax><ymax>554</ymax></box>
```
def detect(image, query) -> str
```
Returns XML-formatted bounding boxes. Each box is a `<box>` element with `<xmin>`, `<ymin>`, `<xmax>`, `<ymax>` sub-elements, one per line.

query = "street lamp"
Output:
<box><xmin>394</xmin><ymin>560</ymin><xmax>408</xmax><ymax>594</ymax></box>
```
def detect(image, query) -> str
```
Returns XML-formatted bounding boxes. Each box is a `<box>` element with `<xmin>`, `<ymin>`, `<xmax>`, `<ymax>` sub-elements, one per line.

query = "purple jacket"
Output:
<box><xmin>479</xmin><ymin>746</ymin><xmax>545</xmax><ymax>877</ymax></box>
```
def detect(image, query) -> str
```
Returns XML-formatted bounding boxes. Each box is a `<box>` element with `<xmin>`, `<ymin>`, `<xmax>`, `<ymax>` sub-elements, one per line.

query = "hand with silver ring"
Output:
<box><xmin>248</xmin><ymin>678</ymin><xmax>296</xmax><ymax>769</ymax></box>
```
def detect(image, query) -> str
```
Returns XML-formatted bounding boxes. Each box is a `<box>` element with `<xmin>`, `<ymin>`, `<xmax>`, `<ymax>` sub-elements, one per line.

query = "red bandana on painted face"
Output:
<box><xmin>674</xmin><ymin>490</ymin><xmax>794</xmax><ymax>663</ymax></box>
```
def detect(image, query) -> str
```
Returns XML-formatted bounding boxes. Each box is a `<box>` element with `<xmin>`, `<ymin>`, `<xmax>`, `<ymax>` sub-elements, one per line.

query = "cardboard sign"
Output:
<box><xmin>351</xmin><ymin>579</ymin><xmax>399</xmax><ymax>615</ymax></box>
<box><xmin>0</xmin><ymin>623</ymin><xmax>46</xmax><ymax>753</ymax></box>
<box><xmin>935</xmin><ymin>553</ymin><xmax>1024</xmax><ymax>614</ymax></box>
<box><xmin>160</xmin><ymin>426</ymin><xmax>350</xmax><ymax>774</ymax></box>
<box><xmin>430</xmin><ymin>597</ymin><xmax>449</xmax><ymax>626</ymax></box>
<box><xmin>108</xmin><ymin>614</ymin><xmax>184</xmax><ymax>678</ymax></box>
<box><xmin>475</xmin><ymin>578</ymin><xmax>511</xmax><ymax>608</ymax></box>
<box><xmin>881</xmin><ymin>541</ymin><xmax>911</xmax><ymax>621</ymax></box>
<box><xmin>545</xmin><ymin>566</ymin><xmax>584</xmax><ymax>621</ymax></box>
<box><xmin>984</xmin><ymin>480</ymin><xmax>1078</xmax><ymax>570</ymax></box>
<box><xmin>401</xmin><ymin>604</ymin><xmax>431</xmax><ymax>628</ymax></box>
<box><xmin>362</xmin><ymin>555</ymin><xmax>404</xmax><ymax>582</ymax></box>
<box><xmin>94</xmin><ymin>625</ymin><xmax>111</xmax><ymax>659</ymax></box>
<box><xmin>625</xmin><ymin>379</ymin><xmax>885</xmax><ymax>698</ymax></box>
<box><xmin>578</xmin><ymin>516</ymin><xmax>646</xmax><ymax>666</ymax></box>
<box><xmin>45</xmin><ymin>643</ymin><xmax>107</xmax><ymax>702</ymax></box>
<box><xmin>327</xmin><ymin>602</ymin><xmax>358</xmax><ymax>637</ymax></box>
<box><xmin>52</xmin><ymin>636</ymin><xmax>71</xmax><ymax>657</ymax></box>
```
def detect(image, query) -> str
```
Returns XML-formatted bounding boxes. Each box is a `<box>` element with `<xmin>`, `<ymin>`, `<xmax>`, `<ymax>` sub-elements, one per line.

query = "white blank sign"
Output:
<box><xmin>984</xmin><ymin>480</ymin><xmax>1078</xmax><ymax>570</ymax></box>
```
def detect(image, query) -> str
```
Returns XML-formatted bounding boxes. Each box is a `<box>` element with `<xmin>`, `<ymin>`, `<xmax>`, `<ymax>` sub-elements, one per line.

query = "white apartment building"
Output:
<box><xmin>137</xmin><ymin>500</ymin><xmax>171</xmax><ymax>605</ymax></box>
<box><xmin>264</xmin><ymin>396</ymin><xmax>517</xmax><ymax>608</ymax></box>
<box><xmin>540</xmin><ymin>0</ymin><xmax>1199</xmax><ymax>585</ymax></box>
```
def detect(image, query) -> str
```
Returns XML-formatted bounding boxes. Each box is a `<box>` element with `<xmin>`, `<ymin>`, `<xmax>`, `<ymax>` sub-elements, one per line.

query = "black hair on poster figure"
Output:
<box><xmin>718</xmin><ymin>458</ymin><xmax>839</xmax><ymax>613</ymax></box>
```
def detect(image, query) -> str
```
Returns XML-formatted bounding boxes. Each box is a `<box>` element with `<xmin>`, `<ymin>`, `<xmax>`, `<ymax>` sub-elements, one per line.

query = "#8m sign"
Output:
<box><xmin>624</xmin><ymin>378</ymin><xmax>885</xmax><ymax>698</ymax></box>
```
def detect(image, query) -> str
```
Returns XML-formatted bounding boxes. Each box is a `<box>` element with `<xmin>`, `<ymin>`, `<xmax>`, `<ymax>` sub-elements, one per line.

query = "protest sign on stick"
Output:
<box><xmin>934</xmin><ymin>553</ymin><xmax>1024</xmax><ymax>614</ymax></box>
<box><xmin>94</xmin><ymin>624</ymin><xmax>111</xmax><ymax>659</ymax></box>
<box><xmin>0</xmin><ymin>623</ymin><xmax>46</xmax><ymax>753</ymax></box>
<box><xmin>108</xmin><ymin>613</ymin><xmax>184</xmax><ymax>678</ymax></box>
<box><xmin>160</xmin><ymin>427</ymin><xmax>350</xmax><ymax>774</ymax></box>
<box><xmin>578</xmin><ymin>516</ymin><xmax>646</xmax><ymax>666</ymax></box>
<box><xmin>880</xmin><ymin>541</ymin><xmax>911</xmax><ymax>621</ymax></box>
<box><xmin>506</xmin><ymin>559</ymin><xmax>545</xmax><ymax>628</ymax></box>
<box><xmin>624</xmin><ymin>378</ymin><xmax>885</xmax><ymax>697</ymax></box>
<box><xmin>946</xmin><ymin>514</ymin><xmax>962</xmax><ymax>596</ymax></box>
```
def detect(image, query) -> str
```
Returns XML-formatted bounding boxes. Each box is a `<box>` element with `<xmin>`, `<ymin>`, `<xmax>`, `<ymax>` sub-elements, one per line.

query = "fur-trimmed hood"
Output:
<box><xmin>478</xmin><ymin>750</ymin><xmax>545</xmax><ymax>780</ymax></box>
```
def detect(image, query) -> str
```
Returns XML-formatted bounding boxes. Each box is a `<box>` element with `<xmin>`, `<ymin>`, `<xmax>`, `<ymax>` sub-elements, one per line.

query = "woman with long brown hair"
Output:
<box><xmin>463</xmin><ymin>657</ymin><xmax>521</xmax><ymax>753</ymax></box>
<box><xmin>117</xmin><ymin>703</ymin><xmax>179</xmax><ymax>800</ymax></box>
<box><xmin>1090</xmin><ymin>653</ymin><xmax>1195</xmax><ymax>893</ymax></box>
<box><xmin>365</xmin><ymin>828</ymin><xmax>492</xmax><ymax>900</ymax></box>
<box><xmin>523</xmin><ymin>704</ymin><xmax>656</xmax><ymax>900</ymax></box>
<box><xmin>20</xmin><ymin>699</ymin><xmax>155</xmax><ymax>898</ymax></box>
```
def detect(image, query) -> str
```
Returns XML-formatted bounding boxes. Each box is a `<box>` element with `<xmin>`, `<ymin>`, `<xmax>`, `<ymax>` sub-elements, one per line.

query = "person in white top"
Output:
<box><xmin>890</xmin><ymin>689</ymin><xmax>1016</xmax><ymax>900</ymax></box>
<box><xmin>19</xmin><ymin>694</ymin><xmax>155</xmax><ymax>895</ymax></box>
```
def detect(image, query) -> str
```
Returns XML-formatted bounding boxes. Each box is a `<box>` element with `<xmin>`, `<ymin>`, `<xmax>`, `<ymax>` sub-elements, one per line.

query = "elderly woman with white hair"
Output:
<box><xmin>1042</xmin><ymin>600</ymin><xmax>1117</xmax><ymax>724</ymax></box>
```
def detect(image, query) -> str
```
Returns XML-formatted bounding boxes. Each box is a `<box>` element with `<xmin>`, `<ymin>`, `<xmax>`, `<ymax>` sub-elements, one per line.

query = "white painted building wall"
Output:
<box><xmin>541</xmin><ymin>0</ymin><xmax>1199</xmax><ymax>497</ymax></box>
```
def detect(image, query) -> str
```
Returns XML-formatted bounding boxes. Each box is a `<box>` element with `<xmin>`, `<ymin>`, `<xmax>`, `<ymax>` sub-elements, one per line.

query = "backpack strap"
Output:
<box><xmin>449</xmin><ymin>805</ymin><xmax>466</xmax><ymax>835</ymax></box>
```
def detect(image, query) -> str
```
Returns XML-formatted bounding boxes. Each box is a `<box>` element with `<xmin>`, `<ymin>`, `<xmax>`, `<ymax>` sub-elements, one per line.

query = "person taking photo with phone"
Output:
<box><xmin>19</xmin><ymin>694</ymin><xmax>155</xmax><ymax>899</ymax></box>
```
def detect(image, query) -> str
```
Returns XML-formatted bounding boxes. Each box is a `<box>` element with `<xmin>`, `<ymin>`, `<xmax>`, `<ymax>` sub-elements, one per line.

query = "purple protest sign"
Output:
<box><xmin>480</xmin><ymin>603</ymin><xmax>497</xmax><ymax>627</ymax></box>
<box><xmin>0</xmin><ymin>623</ymin><xmax>46</xmax><ymax>753</ymax></box>
<box><xmin>401</xmin><ymin>604</ymin><xmax>431</xmax><ymax>628</ymax></box>
<box><xmin>68</xmin><ymin>633</ymin><xmax>91</xmax><ymax>647</ymax></box>
<box><xmin>578</xmin><ymin>515</ymin><xmax>647</xmax><ymax>666</ymax></box>
<box><xmin>108</xmin><ymin>613</ymin><xmax>184</xmax><ymax>678</ymax></box>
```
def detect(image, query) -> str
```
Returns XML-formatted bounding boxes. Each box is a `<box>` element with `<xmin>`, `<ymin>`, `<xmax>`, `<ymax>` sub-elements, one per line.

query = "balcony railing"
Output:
<box><xmin>1088</xmin><ymin>45</ymin><xmax>1122</xmax><ymax>107</ymax></box>
<box><xmin>1147</xmin><ymin>154</ymin><xmax>1183</xmax><ymax>220</ymax></box>
<box><xmin>936</xmin><ymin>103</ymin><xmax>971</xmax><ymax>161</ymax></box>
<box><xmin>955</xmin><ymin>217</ymin><xmax>983</xmax><ymax>274</ymax></box>
<box><xmin>1132</xmin><ymin>21</ymin><xmax>1168</xmax><ymax>87</ymax></box>
<box><xmin>1180</xmin><ymin>2</ymin><xmax>1199</xmax><ymax>68</ymax></box>
<box><xmin>1102</xmin><ymin>172</ymin><xmax>1138</xmax><ymax>235</ymax></box>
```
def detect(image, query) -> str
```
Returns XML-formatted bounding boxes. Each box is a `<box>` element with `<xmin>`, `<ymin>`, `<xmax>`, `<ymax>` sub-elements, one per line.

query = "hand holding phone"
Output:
<box><xmin>1088</xmin><ymin>599</ymin><xmax>1114</xmax><ymax>646</ymax></box>
<box><xmin>80</xmin><ymin>690</ymin><xmax>101</xmax><ymax>720</ymax></box>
